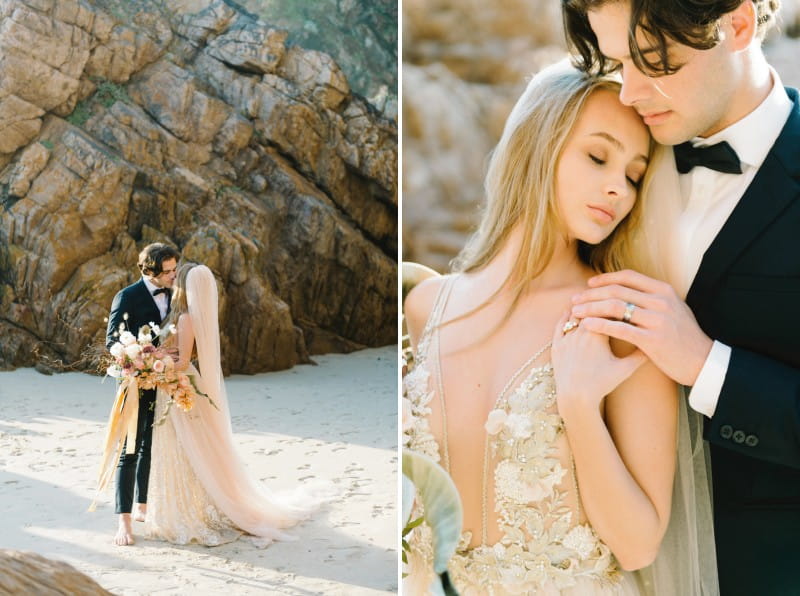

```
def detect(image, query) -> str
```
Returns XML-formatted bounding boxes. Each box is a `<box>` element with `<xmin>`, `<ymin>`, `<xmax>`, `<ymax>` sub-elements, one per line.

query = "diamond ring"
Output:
<box><xmin>562</xmin><ymin>320</ymin><xmax>579</xmax><ymax>335</ymax></box>
<box><xmin>622</xmin><ymin>302</ymin><xmax>636</xmax><ymax>323</ymax></box>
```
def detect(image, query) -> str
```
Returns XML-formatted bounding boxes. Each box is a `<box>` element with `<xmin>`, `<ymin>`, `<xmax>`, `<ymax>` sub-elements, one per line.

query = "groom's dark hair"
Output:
<box><xmin>138</xmin><ymin>243</ymin><xmax>180</xmax><ymax>276</ymax></box>
<box><xmin>563</xmin><ymin>0</ymin><xmax>781</xmax><ymax>76</ymax></box>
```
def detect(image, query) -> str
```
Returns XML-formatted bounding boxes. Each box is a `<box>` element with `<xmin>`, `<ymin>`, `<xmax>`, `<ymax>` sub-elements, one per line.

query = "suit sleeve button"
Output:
<box><xmin>720</xmin><ymin>425</ymin><xmax>733</xmax><ymax>439</ymax></box>
<box><xmin>745</xmin><ymin>434</ymin><xmax>759</xmax><ymax>447</ymax></box>
<box><xmin>733</xmin><ymin>430</ymin><xmax>746</xmax><ymax>444</ymax></box>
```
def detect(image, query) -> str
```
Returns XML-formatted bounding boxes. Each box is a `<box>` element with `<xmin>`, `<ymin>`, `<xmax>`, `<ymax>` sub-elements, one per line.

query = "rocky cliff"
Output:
<box><xmin>0</xmin><ymin>0</ymin><xmax>397</xmax><ymax>373</ymax></box>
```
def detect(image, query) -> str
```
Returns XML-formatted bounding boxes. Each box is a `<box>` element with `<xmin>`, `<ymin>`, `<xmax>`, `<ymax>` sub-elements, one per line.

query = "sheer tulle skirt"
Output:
<box><xmin>145</xmin><ymin>365</ymin><xmax>326</xmax><ymax>547</ymax></box>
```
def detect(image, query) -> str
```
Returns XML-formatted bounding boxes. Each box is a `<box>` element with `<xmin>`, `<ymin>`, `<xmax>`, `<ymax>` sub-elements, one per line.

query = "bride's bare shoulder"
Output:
<box><xmin>177</xmin><ymin>312</ymin><xmax>193</xmax><ymax>329</ymax></box>
<box><xmin>404</xmin><ymin>274</ymin><xmax>447</xmax><ymax>344</ymax></box>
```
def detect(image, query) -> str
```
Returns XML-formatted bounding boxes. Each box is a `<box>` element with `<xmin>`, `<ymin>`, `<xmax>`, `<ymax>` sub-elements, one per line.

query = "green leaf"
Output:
<box><xmin>402</xmin><ymin>449</ymin><xmax>463</xmax><ymax>575</ymax></box>
<box><xmin>402</xmin><ymin>516</ymin><xmax>424</xmax><ymax>536</ymax></box>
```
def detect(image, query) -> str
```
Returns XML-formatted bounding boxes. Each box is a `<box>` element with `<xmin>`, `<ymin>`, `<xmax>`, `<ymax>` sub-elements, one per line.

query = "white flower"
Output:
<box><xmin>485</xmin><ymin>409</ymin><xmax>508</xmax><ymax>435</ymax></box>
<box><xmin>151</xmin><ymin>324</ymin><xmax>161</xmax><ymax>336</ymax></box>
<box><xmin>169</xmin><ymin>324</ymin><xmax>177</xmax><ymax>334</ymax></box>
<box><xmin>119</xmin><ymin>331</ymin><xmax>136</xmax><ymax>346</ymax></box>
<box><xmin>109</xmin><ymin>342</ymin><xmax>124</xmax><ymax>358</ymax></box>
<box><xmin>562</xmin><ymin>525</ymin><xmax>596</xmax><ymax>560</ymax></box>
<box><xmin>495</xmin><ymin>461</ymin><xmax>539</xmax><ymax>503</ymax></box>
<box><xmin>402</xmin><ymin>397</ymin><xmax>414</xmax><ymax>432</ymax></box>
<box><xmin>137</xmin><ymin>330</ymin><xmax>152</xmax><ymax>343</ymax></box>
<box><xmin>106</xmin><ymin>365</ymin><xmax>123</xmax><ymax>378</ymax></box>
<box><xmin>505</xmin><ymin>413</ymin><xmax>533</xmax><ymax>438</ymax></box>
<box><xmin>124</xmin><ymin>343</ymin><xmax>143</xmax><ymax>358</ymax></box>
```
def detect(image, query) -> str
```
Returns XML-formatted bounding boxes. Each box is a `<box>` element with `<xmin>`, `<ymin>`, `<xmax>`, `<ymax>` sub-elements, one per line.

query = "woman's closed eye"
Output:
<box><xmin>626</xmin><ymin>175</ymin><xmax>641</xmax><ymax>189</ymax></box>
<box><xmin>590</xmin><ymin>154</ymin><xmax>641</xmax><ymax>187</ymax></box>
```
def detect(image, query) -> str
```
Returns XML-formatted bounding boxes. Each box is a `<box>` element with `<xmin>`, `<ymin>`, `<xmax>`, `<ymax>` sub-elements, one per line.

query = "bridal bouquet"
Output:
<box><xmin>106</xmin><ymin>323</ymin><xmax>170</xmax><ymax>389</ymax></box>
<box><xmin>105</xmin><ymin>321</ymin><xmax>211</xmax><ymax>418</ymax></box>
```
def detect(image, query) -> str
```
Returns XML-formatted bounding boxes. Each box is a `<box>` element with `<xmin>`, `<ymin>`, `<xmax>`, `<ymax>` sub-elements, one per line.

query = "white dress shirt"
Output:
<box><xmin>142</xmin><ymin>276</ymin><xmax>169</xmax><ymax>321</ymax></box>
<box><xmin>680</xmin><ymin>69</ymin><xmax>792</xmax><ymax>418</ymax></box>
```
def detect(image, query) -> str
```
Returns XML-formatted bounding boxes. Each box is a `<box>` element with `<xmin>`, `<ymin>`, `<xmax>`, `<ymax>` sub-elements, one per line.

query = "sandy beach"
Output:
<box><xmin>0</xmin><ymin>346</ymin><xmax>398</xmax><ymax>595</ymax></box>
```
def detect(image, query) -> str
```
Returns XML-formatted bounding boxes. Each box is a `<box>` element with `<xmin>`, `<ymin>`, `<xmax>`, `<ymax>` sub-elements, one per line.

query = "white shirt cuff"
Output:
<box><xmin>687</xmin><ymin>341</ymin><xmax>732</xmax><ymax>418</ymax></box>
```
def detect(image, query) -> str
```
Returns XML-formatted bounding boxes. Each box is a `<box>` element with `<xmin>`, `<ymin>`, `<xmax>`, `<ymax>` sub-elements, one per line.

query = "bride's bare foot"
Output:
<box><xmin>114</xmin><ymin>514</ymin><xmax>134</xmax><ymax>546</ymax></box>
<box><xmin>133</xmin><ymin>503</ymin><xmax>147</xmax><ymax>523</ymax></box>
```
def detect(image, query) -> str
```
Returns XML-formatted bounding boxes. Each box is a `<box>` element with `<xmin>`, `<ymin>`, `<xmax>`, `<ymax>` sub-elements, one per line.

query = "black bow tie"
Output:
<box><xmin>152</xmin><ymin>288</ymin><xmax>170</xmax><ymax>296</ymax></box>
<box><xmin>674</xmin><ymin>140</ymin><xmax>742</xmax><ymax>175</ymax></box>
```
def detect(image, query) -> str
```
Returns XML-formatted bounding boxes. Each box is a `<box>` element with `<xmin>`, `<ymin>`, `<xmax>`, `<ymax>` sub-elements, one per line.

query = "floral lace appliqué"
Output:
<box><xmin>405</xmin><ymin>360</ymin><xmax>622</xmax><ymax>594</ymax></box>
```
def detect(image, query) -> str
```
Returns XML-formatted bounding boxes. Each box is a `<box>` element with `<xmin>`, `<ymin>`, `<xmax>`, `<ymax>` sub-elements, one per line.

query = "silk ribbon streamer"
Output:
<box><xmin>88</xmin><ymin>377</ymin><xmax>139</xmax><ymax>512</ymax></box>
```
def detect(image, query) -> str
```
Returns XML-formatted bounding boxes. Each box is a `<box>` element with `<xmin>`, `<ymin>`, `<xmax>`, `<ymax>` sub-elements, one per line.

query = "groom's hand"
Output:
<box><xmin>569</xmin><ymin>270</ymin><xmax>713</xmax><ymax>386</ymax></box>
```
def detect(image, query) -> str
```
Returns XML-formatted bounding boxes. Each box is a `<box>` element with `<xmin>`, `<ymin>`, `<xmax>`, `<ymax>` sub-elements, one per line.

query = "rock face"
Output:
<box><xmin>402</xmin><ymin>0</ymin><xmax>800</xmax><ymax>272</ymax></box>
<box><xmin>0</xmin><ymin>549</ymin><xmax>113</xmax><ymax>595</ymax></box>
<box><xmin>0</xmin><ymin>0</ymin><xmax>397</xmax><ymax>374</ymax></box>
<box><xmin>237</xmin><ymin>0</ymin><xmax>398</xmax><ymax>118</ymax></box>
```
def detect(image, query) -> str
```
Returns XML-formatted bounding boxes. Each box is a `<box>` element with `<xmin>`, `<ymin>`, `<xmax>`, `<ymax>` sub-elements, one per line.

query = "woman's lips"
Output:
<box><xmin>588</xmin><ymin>205</ymin><xmax>615</xmax><ymax>223</ymax></box>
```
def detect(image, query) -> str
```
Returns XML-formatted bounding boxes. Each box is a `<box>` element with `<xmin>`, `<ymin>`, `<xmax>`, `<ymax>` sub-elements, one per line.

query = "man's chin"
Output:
<box><xmin>648</xmin><ymin>122</ymin><xmax>696</xmax><ymax>147</ymax></box>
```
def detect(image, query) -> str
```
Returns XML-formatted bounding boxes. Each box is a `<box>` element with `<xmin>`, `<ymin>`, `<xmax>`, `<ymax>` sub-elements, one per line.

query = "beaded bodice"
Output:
<box><xmin>403</xmin><ymin>276</ymin><xmax>621</xmax><ymax>594</ymax></box>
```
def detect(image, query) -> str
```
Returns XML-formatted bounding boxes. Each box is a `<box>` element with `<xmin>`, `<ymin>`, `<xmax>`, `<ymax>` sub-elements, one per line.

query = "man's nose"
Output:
<box><xmin>618</xmin><ymin>65</ymin><xmax>650</xmax><ymax>107</ymax></box>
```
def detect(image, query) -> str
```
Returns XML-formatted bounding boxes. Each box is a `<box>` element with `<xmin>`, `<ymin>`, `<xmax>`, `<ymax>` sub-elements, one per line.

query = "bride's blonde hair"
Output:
<box><xmin>452</xmin><ymin>65</ymin><xmax>655</xmax><ymax>312</ymax></box>
<box><xmin>163</xmin><ymin>261</ymin><xmax>199</xmax><ymax>330</ymax></box>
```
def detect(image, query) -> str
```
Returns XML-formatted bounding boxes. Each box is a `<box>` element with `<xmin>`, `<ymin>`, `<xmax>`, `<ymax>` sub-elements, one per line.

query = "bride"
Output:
<box><xmin>144</xmin><ymin>262</ymin><xmax>323</xmax><ymax>546</ymax></box>
<box><xmin>403</xmin><ymin>64</ymin><xmax>717</xmax><ymax>594</ymax></box>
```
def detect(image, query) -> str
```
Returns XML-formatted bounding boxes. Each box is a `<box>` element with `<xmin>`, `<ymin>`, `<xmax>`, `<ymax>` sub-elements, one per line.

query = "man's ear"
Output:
<box><xmin>727</xmin><ymin>1</ymin><xmax>757</xmax><ymax>51</ymax></box>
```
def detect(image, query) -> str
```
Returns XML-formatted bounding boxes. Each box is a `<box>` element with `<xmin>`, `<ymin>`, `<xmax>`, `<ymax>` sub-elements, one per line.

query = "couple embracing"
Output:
<box><xmin>102</xmin><ymin>243</ymin><xmax>323</xmax><ymax>548</ymax></box>
<box><xmin>404</xmin><ymin>1</ymin><xmax>798</xmax><ymax>594</ymax></box>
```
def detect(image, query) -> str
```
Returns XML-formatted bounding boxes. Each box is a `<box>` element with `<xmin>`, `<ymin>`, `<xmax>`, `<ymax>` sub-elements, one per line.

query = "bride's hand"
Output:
<box><xmin>551</xmin><ymin>312</ymin><xmax>647</xmax><ymax>420</ymax></box>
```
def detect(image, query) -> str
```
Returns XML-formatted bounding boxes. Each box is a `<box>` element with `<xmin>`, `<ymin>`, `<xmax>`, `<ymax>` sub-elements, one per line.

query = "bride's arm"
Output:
<box><xmin>174</xmin><ymin>313</ymin><xmax>195</xmax><ymax>371</ymax></box>
<box><xmin>555</xmin><ymin>331</ymin><xmax>678</xmax><ymax>571</ymax></box>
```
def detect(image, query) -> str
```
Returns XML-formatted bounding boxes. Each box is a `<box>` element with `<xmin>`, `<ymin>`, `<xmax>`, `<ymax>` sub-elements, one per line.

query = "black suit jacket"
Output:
<box><xmin>106</xmin><ymin>279</ymin><xmax>167</xmax><ymax>349</ymax></box>
<box><xmin>685</xmin><ymin>87</ymin><xmax>800</xmax><ymax>595</ymax></box>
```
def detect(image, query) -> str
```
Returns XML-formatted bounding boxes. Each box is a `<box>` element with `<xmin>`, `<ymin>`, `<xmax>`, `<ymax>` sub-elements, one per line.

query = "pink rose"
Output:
<box><xmin>152</xmin><ymin>359</ymin><xmax>165</xmax><ymax>373</ymax></box>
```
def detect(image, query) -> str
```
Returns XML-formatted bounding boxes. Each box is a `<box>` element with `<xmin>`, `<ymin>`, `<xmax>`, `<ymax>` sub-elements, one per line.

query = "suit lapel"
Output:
<box><xmin>133</xmin><ymin>279</ymin><xmax>162</xmax><ymax>325</ymax></box>
<box><xmin>134</xmin><ymin>279</ymin><xmax>158</xmax><ymax>310</ymax></box>
<box><xmin>687</xmin><ymin>88</ymin><xmax>800</xmax><ymax>312</ymax></box>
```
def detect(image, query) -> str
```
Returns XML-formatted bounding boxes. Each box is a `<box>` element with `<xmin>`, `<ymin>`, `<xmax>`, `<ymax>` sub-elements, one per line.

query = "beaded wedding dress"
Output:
<box><xmin>144</xmin><ymin>265</ymin><xmax>324</xmax><ymax>546</ymax></box>
<box><xmin>404</xmin><ymin>276</ymin><xmax>642</xmax><ymax>595</ymax></box>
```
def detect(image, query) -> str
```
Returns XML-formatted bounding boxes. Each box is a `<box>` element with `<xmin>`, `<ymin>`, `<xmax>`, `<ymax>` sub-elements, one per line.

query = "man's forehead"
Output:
<box><xmin>588</xmin><ymin>4</ymin><xmax>634</xmax><ymax>57</ymax></box>
<box><xmin>590</xmin><ymin>6</ymin><xmax>678</xmax><ymax>61</ymax></box>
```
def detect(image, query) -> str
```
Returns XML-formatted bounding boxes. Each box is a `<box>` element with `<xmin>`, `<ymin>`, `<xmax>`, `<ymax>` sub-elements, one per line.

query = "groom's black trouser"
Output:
<box><xmin>114</xmin><ymin>389</ymin><xmax>156</xmax><ymax>514</ymax></box>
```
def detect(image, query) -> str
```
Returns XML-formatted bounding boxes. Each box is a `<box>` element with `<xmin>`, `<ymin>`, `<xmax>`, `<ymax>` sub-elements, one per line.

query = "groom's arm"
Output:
<box><xmin>569</xmin><ymin>269</ymin><xmax>800</xmax><ymax>470</ymax></box>
<box><xmin>706</xmin><ymin>348</ymin><xmax>800</xmax><ymax>470</ymax></box>
<box><xmin>106</xmin><ymin>289</ymin><xmax>129</xmax><ymax>350</ymax></box>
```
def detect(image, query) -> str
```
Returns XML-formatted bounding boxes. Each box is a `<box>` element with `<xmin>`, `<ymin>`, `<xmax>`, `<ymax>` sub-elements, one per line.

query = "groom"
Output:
<box><xmin>106</xmin><ymin>242</ymin><xmax>179</xmax><ymax>545</ymax></box>
<box><xmin>562</xmin><ymin>1</ymin><xmax>799</xmax><ymax>593</ymax></box>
